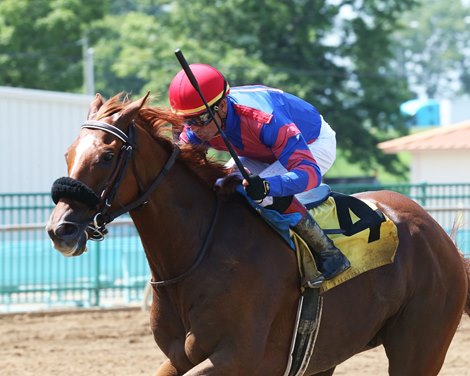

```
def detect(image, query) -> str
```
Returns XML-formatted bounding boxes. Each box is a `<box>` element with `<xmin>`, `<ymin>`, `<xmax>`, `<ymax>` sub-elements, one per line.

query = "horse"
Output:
<box><xmin>46</xmin><ymin>92</ymin><xmax>470</xmax><ymax>376</ymax></box>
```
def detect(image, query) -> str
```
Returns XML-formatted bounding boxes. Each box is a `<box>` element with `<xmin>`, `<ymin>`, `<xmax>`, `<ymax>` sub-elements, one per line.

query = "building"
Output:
<box><xmin>400</xmin><ymin>99</ymin><xmax>440</xmax><ymax>127</ymax></box>
<box><xmin>401</xmin><ymin>98</ymin><xmax>470</xmax><ymax>127</ymax></box>
<box><xmin>378</xmin><ymin>121</ymin><xmax>470</xmax><ymax>184</ymax></box>
<box><xmin>0</xmin><ymin>87</ymin><xmax>93</xmax><ymax>193</ymax></box>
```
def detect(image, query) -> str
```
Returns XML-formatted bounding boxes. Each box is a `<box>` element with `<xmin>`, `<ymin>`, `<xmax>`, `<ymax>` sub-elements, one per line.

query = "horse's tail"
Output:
<box><xmin>450</xmin><ymin>212</ymin><xmax>470</xmax><ymax>316</ymax></box>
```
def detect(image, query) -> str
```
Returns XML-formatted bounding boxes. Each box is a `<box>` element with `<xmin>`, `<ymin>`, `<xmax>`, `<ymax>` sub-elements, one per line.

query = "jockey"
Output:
<box><xmin>168</xmin><ymin>63</ymin><xmax>350</xmax><ymax>285</ymax></box>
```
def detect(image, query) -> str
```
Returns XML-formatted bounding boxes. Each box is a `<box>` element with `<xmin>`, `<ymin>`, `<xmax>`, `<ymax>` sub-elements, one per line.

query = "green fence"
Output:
<box><xmin>332</xmin><ymin>182</ymin><xmax>470</xmax><ymax>258</ymax></box>
<box><xmin>0</xmin><ymin>193</ymin><xmax>149</xmax><ymax>312</ymax></box>
<box><xmin>1</xmin><ymin>183</ymin><xmax>470</xmax><ymax>312</ymax></box>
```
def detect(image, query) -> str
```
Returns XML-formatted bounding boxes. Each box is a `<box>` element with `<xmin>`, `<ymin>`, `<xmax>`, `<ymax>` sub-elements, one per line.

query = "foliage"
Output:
<box><xmin>93</xmin><ymin>0</ymin><xmax>415</xmax><ymax>178</ymax></box>
<box><xmin>0</xmin><ymin>0</ymin><xmax>109</xmax><ymax>91</ymax></box>
<box><xmin>0</xmin><ymin>0</ymin><xmax>419</xmax><ymax>180</ymax></box>
<box><xmin>391</xmin><ymin>0</ymin><xmax>470</xmax><ymax>98</ymax></box>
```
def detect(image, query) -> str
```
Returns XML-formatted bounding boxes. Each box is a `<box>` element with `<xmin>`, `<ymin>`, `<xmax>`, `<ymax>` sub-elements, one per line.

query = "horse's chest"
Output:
<box><xmin>150</xmin><ymin>301</ymin><xmax>212</xmax><ymax>369</ymax></box>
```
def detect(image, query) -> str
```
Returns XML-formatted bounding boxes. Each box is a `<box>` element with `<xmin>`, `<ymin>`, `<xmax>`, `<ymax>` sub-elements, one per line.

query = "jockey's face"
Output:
<box><xmin>190</xmin><ymin>118</ymin><xmax>219</xmax><ymax>141</ymax></box>
<box><xmin>187</xmin><ymin>99</ymin><xmax>227</xmax><ymax>141</ymax></box>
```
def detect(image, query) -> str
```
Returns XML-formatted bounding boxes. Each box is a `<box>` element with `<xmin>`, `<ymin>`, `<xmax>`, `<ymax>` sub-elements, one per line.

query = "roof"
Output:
<box><xmin>378</xmin><ymin>120</ymin><xmax>470</xmax><ymax>153</ymax></box>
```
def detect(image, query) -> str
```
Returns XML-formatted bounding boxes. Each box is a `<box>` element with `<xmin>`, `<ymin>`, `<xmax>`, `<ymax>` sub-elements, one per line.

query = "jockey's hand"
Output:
<box><xmin>214</xmin><ymin>173</ymin><xmax>243</xmax><ymax>196</ymax></box>
<box><xmin>243</xmin><ymin>175</ymin><xmax>270</xmax><ymax>201</ymax></box>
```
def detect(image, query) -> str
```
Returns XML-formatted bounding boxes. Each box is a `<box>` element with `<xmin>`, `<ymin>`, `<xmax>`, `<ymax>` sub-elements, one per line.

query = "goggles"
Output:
<box><xmin>184</xmin><ymin>105</ymin><xmax>219</xmax><ymax>128</ymax></box>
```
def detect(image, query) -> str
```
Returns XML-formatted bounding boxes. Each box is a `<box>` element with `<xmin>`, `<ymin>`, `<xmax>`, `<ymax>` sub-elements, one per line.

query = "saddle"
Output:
<box><xmin>243</xmin><ymin>184</ymin><xmax>399</xmax><ymax>289</ymax></box>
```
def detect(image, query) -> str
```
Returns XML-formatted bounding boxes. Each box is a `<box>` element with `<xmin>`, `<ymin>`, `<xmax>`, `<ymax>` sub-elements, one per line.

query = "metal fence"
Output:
<box><xmin>331</xmin><ymin>182</ymin><xmax>470</xmax><ymax>253</ymax></box>
<box><xmin>1</xmin><ymin>183</ymin><xmax>469</xmax><ymax>312</ymax></box>
<box><xmin>0</xmin><ymin>193</ymin><xmax>148</xmax><ymax>312</ymax></box>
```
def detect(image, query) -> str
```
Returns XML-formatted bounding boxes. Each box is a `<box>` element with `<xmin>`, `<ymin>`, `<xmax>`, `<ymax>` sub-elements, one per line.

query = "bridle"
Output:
<box><xmin>51</xmin><ymin>118</ymin><xmax>219</xmax><ymax>287</ymax></box>
<box><xmin>51</xmin><ymin>119</ymin><xmax>180</xmax><ymax>239</ymax></box>
<box><xmin>97</xmin><ymin>121</ymin><xmax>179</xmax><ymax>237</ymax></box>
<box><xmin>86</xmin><ymin>120</ymin><xmax>181</xmax><ymax>239</ymax></box>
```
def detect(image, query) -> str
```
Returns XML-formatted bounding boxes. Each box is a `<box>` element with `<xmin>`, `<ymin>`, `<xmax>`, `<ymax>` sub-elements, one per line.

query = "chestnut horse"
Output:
<box><xmin>46</xmin><ymin>93</ymin><xmax>470</xmax><ymax>376</ymax></box>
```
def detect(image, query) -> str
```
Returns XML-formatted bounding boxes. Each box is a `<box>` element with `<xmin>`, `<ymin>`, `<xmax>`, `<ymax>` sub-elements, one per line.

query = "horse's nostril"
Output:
<box><xmin>55</xmin><ymin>222</ymin><xmax>80</xmax><ymax>238</ymax></box>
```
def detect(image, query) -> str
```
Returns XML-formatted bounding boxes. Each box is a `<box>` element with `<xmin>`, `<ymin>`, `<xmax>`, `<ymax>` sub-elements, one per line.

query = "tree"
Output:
<box><xmin>158</xmin><ymin>0</ymin><xmax>416</xmax><ymax>175</ymax></box>
<box><xmin>89</xmin><ymin>11</ymin><xmax>174</xmax><ymax>98</ymax></box>
<box><xmin>1</xmin><ymin>0</ymin><xmax>417</xmax><ymax>178</ymax></box>
<box><xmin>0</xmin><ymin>0</ymin><xmax>109</xmax><ymax>92</ymax></box>
<box><xmin>90</xmin><ymin>0</ymin><xmax>416</xmax><ymax>176</ymax></box>
<box><xmin>391</xmin><ymin>0</ymin><xmax>470</xmax><ymax>98</ymax></box>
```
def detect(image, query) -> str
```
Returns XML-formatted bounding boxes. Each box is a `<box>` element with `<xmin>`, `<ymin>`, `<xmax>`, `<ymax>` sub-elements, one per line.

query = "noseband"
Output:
<box><xmin>51</xmin><ymin>119</ymin><xmax>180</xmax><ymax>240</ymax></box>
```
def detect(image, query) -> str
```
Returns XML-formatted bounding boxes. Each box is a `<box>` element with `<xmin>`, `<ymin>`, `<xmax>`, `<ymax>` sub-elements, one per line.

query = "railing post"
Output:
<box><xmin>94</xmin><ymin>241</ymin><xmax>101</xmax><ymax>306</ymax></box>
<box><xmin>420</xmin><ymin>182</ymin><xmax>428</xmax><ymax>207</ymax></box>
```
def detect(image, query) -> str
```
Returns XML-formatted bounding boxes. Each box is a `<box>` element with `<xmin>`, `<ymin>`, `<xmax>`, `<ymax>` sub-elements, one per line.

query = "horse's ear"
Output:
<box><xmin>87</xmin><ymin>93</ymin><xmax>105</xmax><ymax>120</ymax></box>
<box><xmin>115</xmin><ymin>92</ymin><xmax>151</xmax><ymax>128</ymax></box>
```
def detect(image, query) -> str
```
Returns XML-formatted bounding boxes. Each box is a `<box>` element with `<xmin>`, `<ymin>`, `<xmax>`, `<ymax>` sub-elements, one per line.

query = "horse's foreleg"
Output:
<box><xmin>181</xmin><ymin>356</ymin><xmax>257</xmax><ymax>376</ymax></box>
<box><xmin>181</xmin><ymin>359</ymin><xmax>232</xmax><ymax>375</ymax></box>
<box><xmin>155</xmin><ymin>359</ymin><xmax>181</xmax><ymax>376</ymax></box>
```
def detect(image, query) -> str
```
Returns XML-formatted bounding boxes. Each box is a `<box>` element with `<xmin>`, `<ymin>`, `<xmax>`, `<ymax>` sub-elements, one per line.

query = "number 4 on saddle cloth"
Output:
<box><xmin>239</xmin><ymin>184</ymin><xmax>399</xmax><ymax>293</ymax></box>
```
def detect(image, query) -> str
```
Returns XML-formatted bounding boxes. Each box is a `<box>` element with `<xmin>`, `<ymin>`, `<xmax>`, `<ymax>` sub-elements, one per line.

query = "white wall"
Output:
<box><xmin>0</xmin><ymin>87</ymin><xmax>93</xmax><ymax>193</ymax></box>
<box><xmin>440</xmin><ymin>99</ymin><xmax>470</xmax><ymax>126</ymax></box>
<box><xmin>411</xmin><ymin>150</ymin><xmax>470</xmax><ymax>184</ymax></box>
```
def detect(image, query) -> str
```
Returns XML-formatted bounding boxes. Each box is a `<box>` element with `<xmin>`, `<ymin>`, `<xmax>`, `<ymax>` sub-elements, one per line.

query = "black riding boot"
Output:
<box><xmin>293</xmin><ymin>211</ymin><xmax>351</xmax><ymax>286</ymax></box>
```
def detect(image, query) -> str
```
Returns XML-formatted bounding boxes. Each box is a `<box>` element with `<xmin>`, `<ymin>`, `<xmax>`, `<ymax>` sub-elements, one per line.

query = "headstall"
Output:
<box><xmin>51</xmin><ymin>119</ymin><xmax>180</xmax><ymax>241</ymax></box>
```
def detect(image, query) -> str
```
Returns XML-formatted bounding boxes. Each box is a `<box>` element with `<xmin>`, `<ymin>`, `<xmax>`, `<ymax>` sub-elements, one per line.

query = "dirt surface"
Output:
<box><xmin>1</xmin><ymin>308</ymin><xmax>469</xmax><ymax>376</ymax></box>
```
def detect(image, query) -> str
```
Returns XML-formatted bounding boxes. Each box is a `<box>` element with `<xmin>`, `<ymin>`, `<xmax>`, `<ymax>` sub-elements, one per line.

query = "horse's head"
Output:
<box><xmin>46</xmin><ymin>92</ymin><xmax>152</xmax><ymax>256</ymax></box>
<box><xmin>47</xmin><ymin>91</ymin><xmax>230</xmax><ymax>258</ymax></box>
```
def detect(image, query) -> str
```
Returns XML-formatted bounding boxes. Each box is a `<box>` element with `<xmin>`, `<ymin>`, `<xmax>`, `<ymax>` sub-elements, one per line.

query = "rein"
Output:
<box><xmin>52</xmin><ymin>118</ymin><xmax>219</xmax><ymax>288</ymax></box>
<box><xmin>150</xmin><ymin>194</ymin><xmax>220</xmax><ymax>288</ymax></box>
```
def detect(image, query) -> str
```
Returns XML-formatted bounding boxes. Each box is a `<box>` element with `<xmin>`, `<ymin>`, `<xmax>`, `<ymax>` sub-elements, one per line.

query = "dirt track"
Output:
<box><xmin>1</xmin><ymin>308</ymin><xmax>469</xmax><ymax>376</ymax></box>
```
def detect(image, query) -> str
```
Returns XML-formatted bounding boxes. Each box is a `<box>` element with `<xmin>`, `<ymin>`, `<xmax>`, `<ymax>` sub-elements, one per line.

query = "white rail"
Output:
<box><xmin>0</xmin><ymin>219</ymin><xmax>134</xmax><ymax>232</ymax></box>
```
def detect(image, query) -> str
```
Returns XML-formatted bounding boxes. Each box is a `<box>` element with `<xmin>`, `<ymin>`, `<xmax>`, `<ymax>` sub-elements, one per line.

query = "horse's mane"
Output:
<box><xmin>140</xmin><ymin>107</ymin><xmax>231</xmax><ymax>184</ymax></box>
<box><xmin>96</xmin><ymin>93</ymin><xmax>230</xmax><ymax>186</ymax></box>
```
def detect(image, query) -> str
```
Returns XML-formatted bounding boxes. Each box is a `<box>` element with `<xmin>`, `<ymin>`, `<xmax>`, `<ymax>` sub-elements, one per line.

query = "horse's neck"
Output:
<box><xmin>129</xmin><ymin>147</ymin><xmax>217</xmax><ymax>283</ymax></box>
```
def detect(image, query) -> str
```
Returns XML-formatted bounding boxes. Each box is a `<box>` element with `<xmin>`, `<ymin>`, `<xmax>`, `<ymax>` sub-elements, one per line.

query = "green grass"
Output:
<box><xmin>325</xmin><ymin>149</ymin><xmax>411</xmax><ymax>184</ymax></box>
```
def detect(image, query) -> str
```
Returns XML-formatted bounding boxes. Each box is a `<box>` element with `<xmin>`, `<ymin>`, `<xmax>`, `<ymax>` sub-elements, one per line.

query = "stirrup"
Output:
<box><xmin>305</xmin><ymin>274</ymin><xmax>325</xmax><ymax>289</ymax></box>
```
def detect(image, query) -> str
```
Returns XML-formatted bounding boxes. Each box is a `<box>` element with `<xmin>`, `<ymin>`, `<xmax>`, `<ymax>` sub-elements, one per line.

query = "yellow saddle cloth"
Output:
<box><xmin>293</xmin><ymin>195</ymin><xmax>399</xmax><ymax>293</ymax></box>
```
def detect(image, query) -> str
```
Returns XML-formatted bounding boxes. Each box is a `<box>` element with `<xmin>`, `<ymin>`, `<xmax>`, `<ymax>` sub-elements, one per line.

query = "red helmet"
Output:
<box><xmin>168</xmin><ymin>64</ymin><xmax>230</xmax><ymax>116</ymax></box>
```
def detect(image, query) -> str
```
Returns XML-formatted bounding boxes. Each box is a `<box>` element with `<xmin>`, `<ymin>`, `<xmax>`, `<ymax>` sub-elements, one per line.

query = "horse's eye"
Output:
<box><xmin>102</xmin><ymin>152</ymin><xmax>115</xmax><ymax>163</ymax></box>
